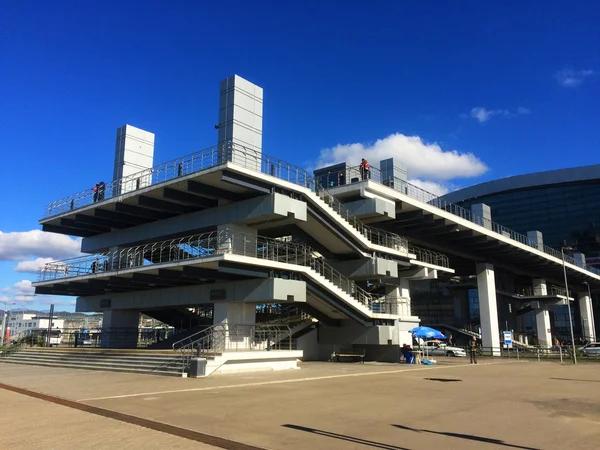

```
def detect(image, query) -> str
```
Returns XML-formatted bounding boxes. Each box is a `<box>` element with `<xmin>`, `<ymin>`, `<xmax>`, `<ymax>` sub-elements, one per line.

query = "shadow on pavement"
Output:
<box><xmin>283</xmin><ymin>424</ymin><xmax>408</xmax><ymax>450</ymax></box>
<box><xmin>550</xmin><ymin>377</ymin><xmax>600</xmax><ymax>383</ymax></box>
<box><xmin>392</xmin><ymin>424</ymin><xmax>539</xmax><ymax>450</ymax></box>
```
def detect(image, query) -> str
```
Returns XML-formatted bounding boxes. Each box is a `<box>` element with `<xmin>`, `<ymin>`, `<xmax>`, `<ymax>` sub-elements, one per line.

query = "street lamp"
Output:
<box><xmin>561</xmin><ymin>247</ymin><xmax>577</xmax><ymax>364</ymax></box>
<box><xmin>582</xmin><ymin>281</ymin><xmax>597</xmax><ymax>342</ymax></box>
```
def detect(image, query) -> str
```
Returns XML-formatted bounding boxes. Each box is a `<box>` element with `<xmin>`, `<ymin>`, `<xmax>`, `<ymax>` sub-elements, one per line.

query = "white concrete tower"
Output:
<box><xmin>217</xmin><ymin>75</ymin><xmax>263</xmax><ymax>170</ymax></box>
<box><xmin>113</xmin><ymin>124</ymin><xmax>155</xmax><ymax>195</ymax></box>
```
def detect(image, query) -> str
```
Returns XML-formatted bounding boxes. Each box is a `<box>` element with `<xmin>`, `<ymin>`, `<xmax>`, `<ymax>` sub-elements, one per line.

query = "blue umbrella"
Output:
<box><xmin>410</xmin><ymin>326</ymin><xmax>446</xmax><ymax>361</ymax></box>
<box><xmin>410</xmin><ymin>326</ymin><xmax>446</xmax><ymax>339</ymax></box>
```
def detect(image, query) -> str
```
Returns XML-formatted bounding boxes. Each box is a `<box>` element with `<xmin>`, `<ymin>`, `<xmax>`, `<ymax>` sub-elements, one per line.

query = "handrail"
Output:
<box><xmin>38</xmin><ymin>229</ymin><xmax>385</xmax><ymax>312</ymax></box>
<box><xmin>172</xmin><ymin>323</ymin><xmax>293</xmax><ymax>374</ymax></box>
<box><xmin>42</xmin><ymin>141</ymin><xmax>408</xmax><ymax>256</ymax></box>
<box><xmin>517</xmin><ymin>285</ymin><xmax>569</xmax><ymax>297</ymax></box>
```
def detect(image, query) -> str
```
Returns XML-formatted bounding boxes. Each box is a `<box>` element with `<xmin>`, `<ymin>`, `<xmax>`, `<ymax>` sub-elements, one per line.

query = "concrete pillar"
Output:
<box><xmin>527</xmin><ymin>230</ymin><xmax>544</xmax><ymax>251</ymax></box>
<box><xmin>379</xmin><ymin>158</ymin><xmax>407</xmax><ymax>188</ymax></box>
<box><xmin>534</xmin><ymin>306</ymin><xmax>552</xmax><ymax>348</ymax></box>
<box><xmin>217</xmin><ymin>224</ymin><xmax>258</xmax><ymax>257</ymax></box>
<box><xmin>101</xmin><ymin>310</ymin><xmax>140</xmax><ymax>348</ymax></box>
<box><xmin>577</xmin><ymin>292</ymin><xmax>596</xmax><ymax>341</ymax></box>
<box><xmin>476</xmin><ymin>263</ymin><xmax>500</xmax><ymax>355</ymax></box>
<box><xmin>472</xmin><ymin>203</ymin><xmax>492</xmax><ymax>230</ymax></box>
<box><xmin>213</xmin><ymin>302</ymin><xmax>256</xmax><ymax>351</ymax></box>
<box><xmin>386</xmin><ymin>279</ymin><xmax>411</xmax><ymax>316</ymax></box>
<box><xmin>113</xmin><ymin>125</ymin><xmax>155</xmax><ymax>195</ymax></box>
<box><xmin>217</xmin><ymin>75</ymin><xmax>263</xmax><ymax>171</ymax></box>
<box><xmin>573</xmin><ymin>252</ymin><xmax>586</xmax><ymax>267</ymax></box>
<box><xmin>533</xmin><ymin>278</ymin><xmax>547</xmax><ymax>296</ymax></box>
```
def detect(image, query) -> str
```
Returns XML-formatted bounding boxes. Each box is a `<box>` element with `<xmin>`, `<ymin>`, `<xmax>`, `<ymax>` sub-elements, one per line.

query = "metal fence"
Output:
<box><xmin>1</xmin><ymin>327</ymin><xmax>170</xmax><ymax>352</ymax></box>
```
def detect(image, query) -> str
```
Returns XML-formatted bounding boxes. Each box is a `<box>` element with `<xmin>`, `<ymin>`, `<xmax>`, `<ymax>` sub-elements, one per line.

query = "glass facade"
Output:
<box><xmin>454</xmin><ymin>181</ymin><xmax>600</xmax><ymax>257</ymax></box>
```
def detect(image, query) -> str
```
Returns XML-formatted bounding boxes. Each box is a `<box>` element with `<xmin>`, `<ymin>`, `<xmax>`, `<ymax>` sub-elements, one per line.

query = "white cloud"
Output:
<box><xmin>555</xmin><ymin>69</ymin><xmax>595</xmax><ymax>87</ymax></box>
<box><xmin>315</xmin><ymin>133</ymin><xmax>488</xmax><ymax>182</ymax></box>
<box><xmin>0</xmin><ymin>230</ymin><xmax>81</xmax><ymax>261</ymax></box>
<box><xmin>469</xmin><ymin>107</ymin><xmax>530</xmax><ymax>123</ymax></box>
<box><xmin>13</xmin><ymin>279</ymin><xmax>35</xmax><ymax>300</ymax></box>
<box><xmin>0</xmin><ymin>280</ymin><xmax>37</xmax><ymax>305</ymax></box>
<box><xmin>409</xmin><ymin>179</ymin><xmax>451</xmax><ymax>196</ymax></box>
<box><xmin>15</xmin><ymin>257</ymin><xmax>55</xmax><ymax>273</ymax></box>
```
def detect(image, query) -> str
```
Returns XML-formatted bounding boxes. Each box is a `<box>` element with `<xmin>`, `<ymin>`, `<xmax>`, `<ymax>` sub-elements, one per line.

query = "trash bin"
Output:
<box><xmin>189</xmin><ymin>358</ymin><xmax>207</xmax><ymax>378</ymax></box>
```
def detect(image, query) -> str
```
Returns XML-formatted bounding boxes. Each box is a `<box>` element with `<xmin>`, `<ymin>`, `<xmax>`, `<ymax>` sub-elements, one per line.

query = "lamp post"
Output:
<box><xmin>561</xmin><ymin>247</ymin><xmax>577</xmax><ymax>364</ymax></box>
<box><xmin>582</xmin><ymin>281</ymin><xmax>597</xmax><ymax>342</ymax></box>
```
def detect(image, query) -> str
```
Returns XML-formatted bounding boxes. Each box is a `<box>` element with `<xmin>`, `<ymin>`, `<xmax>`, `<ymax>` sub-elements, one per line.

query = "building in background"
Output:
<box><xmin>440</xmin><ymin>165</ymin><xmax>600</xmax><ymax>341</ymax></box>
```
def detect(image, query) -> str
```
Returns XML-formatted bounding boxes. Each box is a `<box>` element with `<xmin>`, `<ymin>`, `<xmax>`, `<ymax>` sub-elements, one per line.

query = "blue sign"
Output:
<box><xmin>503</xmin><ymin>331</ymin><xmax>513</xmax><ymax>348</ymax></box>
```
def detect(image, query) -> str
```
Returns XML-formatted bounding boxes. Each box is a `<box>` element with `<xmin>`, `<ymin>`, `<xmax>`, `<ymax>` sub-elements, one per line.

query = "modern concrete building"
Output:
<box><xmin>30</xmin><ymin>75</ymin><xmax>600</xmax><ymax>376</ymax></box>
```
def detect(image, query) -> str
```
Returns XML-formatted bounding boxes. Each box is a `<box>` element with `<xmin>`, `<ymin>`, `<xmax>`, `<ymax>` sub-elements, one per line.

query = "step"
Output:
<box><xmin>0</xmin><ymin>359</ymin><xmax>184</xmax><ymax>377</ymax></box>
<box><xmin>5</xmin><ymin>355</ymin><xmax>185</xmax><ymax>370</ymax></box>
<box><xmin>7</xmin><ymin>351</ymin><xmax>179</xmax><ymax>361</ymax></box>
<box><xmin>18</xmin><ymin>350</ymin><xmax>178</xmax><ymax>359</ymax></box>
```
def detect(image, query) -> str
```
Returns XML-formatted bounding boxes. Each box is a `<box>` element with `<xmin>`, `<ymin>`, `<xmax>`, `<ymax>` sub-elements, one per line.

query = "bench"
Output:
<box><xmin>331</xmin><ymin>348</ymin><xmax>365</xmax><ymax>363</ymax></box>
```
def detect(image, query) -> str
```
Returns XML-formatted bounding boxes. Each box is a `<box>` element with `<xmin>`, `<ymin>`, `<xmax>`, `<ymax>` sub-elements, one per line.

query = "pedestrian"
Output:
<box><xmin>448</xmin><ymin>333</ymin><xmax>454</xmax><ymax>346</ymax></box>
<box><xmin>360</xmin><ymin>159</ymin><xmax>370</xmax><ymax>180</ymax></box>
<box><xmin>97</xmin><ymin>181</ymin><xmax>105</xmax><ymax>201</ymax></box>
<box><xmin>469</xmin><ymin>336</ymin><xmax>478</xmax><ymax>364</ymax></box>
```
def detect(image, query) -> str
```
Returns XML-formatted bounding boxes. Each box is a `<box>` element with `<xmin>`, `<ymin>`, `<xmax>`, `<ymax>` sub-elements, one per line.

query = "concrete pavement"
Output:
<box><xmin>1</xmin><ymin>359</ymin><xmax>599</xmax><ymax>449</ymax></box>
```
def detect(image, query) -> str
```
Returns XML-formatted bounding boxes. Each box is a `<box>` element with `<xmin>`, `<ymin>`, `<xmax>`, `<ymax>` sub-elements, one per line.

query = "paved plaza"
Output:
<box><xmin>1</xmin><ymin>359</ymin><xmax>599</xmax><ymax>449</ymax></box>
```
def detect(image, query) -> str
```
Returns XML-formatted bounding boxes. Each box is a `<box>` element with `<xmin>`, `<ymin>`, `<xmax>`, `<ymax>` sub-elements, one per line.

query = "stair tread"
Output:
<box><xmin>0</xmin><ymin>360</ymin><xmax>183</xmax><ymax>377</ymax></box>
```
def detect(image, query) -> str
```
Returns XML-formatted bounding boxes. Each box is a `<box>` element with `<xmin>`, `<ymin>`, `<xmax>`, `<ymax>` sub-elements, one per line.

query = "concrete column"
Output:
<box><xmin>216</xmin><ymin>224</ymin><xmax>258</xmax><ymax>257</ymax></box>
<box><xmin>386</xmin><ymin>279</ymin><xmax>411</xmax><ymax>316</ymax></box>
<box><xmin>476</xmin><ymin>263</ymin><xmax>500</xmax><ymax>355</ymax></box>
<box><xmin>472</xmin><ymin>203</ymin><xmax>492</xmax><ymax>230</ymax></box>
<box><xmin>101</xmin><ymin>310</ymin><xmax>140</xmax><ymax>348</ymax></box>
<box><xmin>527</xmin><ymin>230</ymin><xmax>544</xmax><ymax>251</ymax></box>
<box><xmin>113</xmin><ymin>125</ymin><xmax>155</xmax><ymax>195</ymax></box>
<box><xmin>217</xmin><ymin>75</ymin><xmax>263</xmax><ymax>171</ymax></box>
<box><xmin>213</xmin><ymin>302</ymin><xmax>256</xmax><ymax>351</ymax></box>
<box><xmin>573</xmin><ymin>252</ymin><xmax>586</xmax><ymax>267</ymax></box>
<box><xmin>534</xmin><ymin>306</ymin><xmax>552</xmax><ymax>348</ymax></box>
<box><xmin>533</xmin><ymin>278</ymin><xmax>547</xmax><ymax>296</ymax></box>
<box><xmin>577</xmin><ymin>292</ymin><xmax>596</xmax><ymax>341</ymax></box>
<box><xmin>379</xmin><ymin>157</ymin><xmax>407</xmax><ymax>188</ymax></box>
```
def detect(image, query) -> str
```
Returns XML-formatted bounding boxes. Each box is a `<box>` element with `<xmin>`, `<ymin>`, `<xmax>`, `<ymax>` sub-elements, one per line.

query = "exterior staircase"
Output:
<box><xmin>0</xmin><ymin>348</ymin><xmax>185</xmax><ymax>377</ymax></box>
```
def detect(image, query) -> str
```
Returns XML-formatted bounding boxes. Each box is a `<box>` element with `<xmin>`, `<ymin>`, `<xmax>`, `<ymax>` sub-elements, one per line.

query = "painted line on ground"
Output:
<box><xmin>0</xmin><ymin>382</ymin><xmax>264</xmax><ymax>450</ymax></box>
<box><xmin>78</xmin><ymin>361</ymin><xmax>514</xmax><ymax>402</ymax></box>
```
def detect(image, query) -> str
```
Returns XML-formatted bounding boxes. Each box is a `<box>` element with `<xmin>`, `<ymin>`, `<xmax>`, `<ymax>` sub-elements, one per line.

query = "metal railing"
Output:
<box><xmin>38</xmin><ymin>229</ymin><xmax>402</xmax><ymax>314</ymax></box>
<box><xmin>408</xmin><ymin>246</ymin><xmax>450</xmax><ymax>268</ymax></box>
<box><xmin>1</xmin><ymin>327</ymin><xmax>166</xmax><ymax>350</ymax></box>
<box><xmin>517</xmin><ymin>285</ymin><xmax>569</xmax><ymax>297</ymax></box>
<box><xmin>171</xmin><ymin>323</ymin><xmax>293</xmax><ymax>374</ymax></box>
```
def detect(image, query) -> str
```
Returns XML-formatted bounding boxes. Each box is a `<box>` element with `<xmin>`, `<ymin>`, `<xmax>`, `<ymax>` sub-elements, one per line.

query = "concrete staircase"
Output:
<box><xmin>0</xmin><ymin>348</ymin><xmax>186</xmax><ymax>377</ymax></box>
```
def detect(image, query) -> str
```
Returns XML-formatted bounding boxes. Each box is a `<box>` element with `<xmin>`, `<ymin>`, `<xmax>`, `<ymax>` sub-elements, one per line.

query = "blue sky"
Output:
<box><xmin>0</xmin><ymin>1</ymin><xmax>598</xmax><ymax>311</ymax></box>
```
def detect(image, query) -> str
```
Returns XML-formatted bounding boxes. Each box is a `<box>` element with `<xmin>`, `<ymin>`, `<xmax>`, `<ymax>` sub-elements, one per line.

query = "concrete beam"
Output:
<box><xmin>343</xmin><ymin>197</ymin><xmax>396</xmax><ymax>220</ymax></box>
<box><xmin>76</xmin><ymin>278</ymin><xmax>307</xmax><ymax>312</ymax></box>
<box><xmin>330</xmin><ymin>257</ymin><xmax>398</xmax><ymax>279</ymax></box>
<box><xmin>82</xmin><ymin>193</ymin><xmax>307</xmax><ymax>253</ymax></box>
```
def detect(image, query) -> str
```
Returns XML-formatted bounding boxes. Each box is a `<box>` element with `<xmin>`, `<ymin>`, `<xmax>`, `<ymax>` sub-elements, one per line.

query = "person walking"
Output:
<box><xmin>469</xmin><ymin>336</ymin><xmax>478</xmax><ymax>364</ymax></box>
